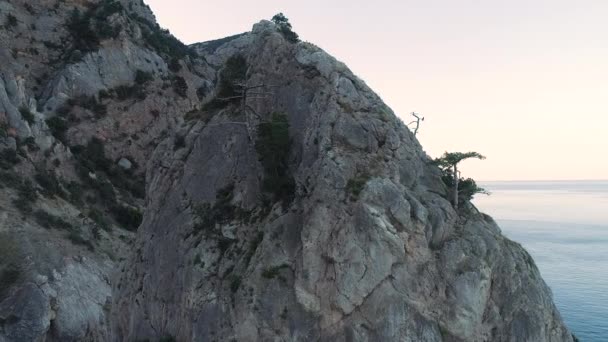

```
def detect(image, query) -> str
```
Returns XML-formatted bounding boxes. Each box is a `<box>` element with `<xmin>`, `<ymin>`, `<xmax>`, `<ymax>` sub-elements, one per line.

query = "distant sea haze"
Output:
<box><xmin>475</xmin><ymin>180</ymin><xmax>608</xmax><ymax>341</ymax></box>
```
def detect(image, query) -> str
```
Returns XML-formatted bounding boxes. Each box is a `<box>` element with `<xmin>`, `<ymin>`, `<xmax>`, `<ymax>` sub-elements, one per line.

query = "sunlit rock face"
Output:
<box><xmin>0</xmin><ymin>1</ymin><xmax>572</xmax><ymax>341</ymax></box>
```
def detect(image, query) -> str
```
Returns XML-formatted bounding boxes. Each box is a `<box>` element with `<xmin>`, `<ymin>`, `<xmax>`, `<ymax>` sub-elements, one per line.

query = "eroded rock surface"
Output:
<box><xmin>0</xmin><ymin>1</ymin><xmax>573</xmax><ymax>341</ymax></box>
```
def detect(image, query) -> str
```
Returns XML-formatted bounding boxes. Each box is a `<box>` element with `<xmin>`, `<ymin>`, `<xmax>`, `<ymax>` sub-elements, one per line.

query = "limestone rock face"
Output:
<box><xmin>0</xmin><ymin>1</ymin><xmax>573</xmax><ymax>342</ymax></box>
<box><xmin>110</xmin><ymin>21</ymin><xmax>573</xmax><ymax>342</ymax></box>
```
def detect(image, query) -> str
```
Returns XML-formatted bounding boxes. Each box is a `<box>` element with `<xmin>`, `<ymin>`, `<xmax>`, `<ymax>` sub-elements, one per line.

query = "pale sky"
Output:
<box><xmin>145</xmin><ymin>0</ymin><xmax>608</xmax><ymax>181</ymax></box>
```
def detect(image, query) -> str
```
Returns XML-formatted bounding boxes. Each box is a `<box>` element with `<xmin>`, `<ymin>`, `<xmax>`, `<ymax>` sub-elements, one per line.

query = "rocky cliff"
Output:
<box><xmin>0</xmin><ymin>1</ymin><xmax>574</xmax><ymax>341</ymax></box>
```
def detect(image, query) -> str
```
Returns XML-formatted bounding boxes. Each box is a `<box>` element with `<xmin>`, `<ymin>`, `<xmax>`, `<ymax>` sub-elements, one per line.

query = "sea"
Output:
<box><xmin>475</xmin><ymin>181</ymin><xmax>608</xmax><ymax>341</ymax></box>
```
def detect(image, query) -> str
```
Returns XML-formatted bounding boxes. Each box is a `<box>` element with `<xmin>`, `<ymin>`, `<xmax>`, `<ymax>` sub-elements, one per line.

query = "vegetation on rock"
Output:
<box><xmin>255</xmin><ymin>112</ymin><xmax>295</xmax><ymax>206</ymax></box>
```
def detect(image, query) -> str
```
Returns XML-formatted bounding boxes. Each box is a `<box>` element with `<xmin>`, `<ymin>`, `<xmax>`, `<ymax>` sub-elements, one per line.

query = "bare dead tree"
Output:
<box><xmin>408</xmin><ymin>112</ymin><xmax>424</xmax><ymax>136</ymax></box>
<box><xmin>218</xmin><ymin>82</ymin><xmax>277</xmax><ymax>140</ymax></box>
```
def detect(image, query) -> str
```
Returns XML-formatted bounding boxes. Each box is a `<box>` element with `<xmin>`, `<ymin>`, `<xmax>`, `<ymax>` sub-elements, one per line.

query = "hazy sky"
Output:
<box><xmin>145</xmin><ymin>0</ymin><xmax>608</xmax><ymax>180</ymax></box>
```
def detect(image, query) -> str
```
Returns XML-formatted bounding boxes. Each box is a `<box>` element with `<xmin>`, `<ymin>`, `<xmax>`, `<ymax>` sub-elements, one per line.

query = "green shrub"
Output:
<box><xmin>229</xmin><ymin>275</ymin><xmax>241</xmax><ymax>293</ymax></box>
<box><xmin>112</xmin><ymin>205</ymin><xmax>142</xmax><ymax>231</ymax></box>
<box><xmin>67</xmin><ymin>231</ymin><xmax>94</xmax><ymax>250</ymax></box>
<box><xmin>255</xmin><ymin>112</ymin><xmax>295</xmax><ymax>206</ymax></box>
<box><xmin>346</xmin><ymin>173</ymin><xmax>370</xmax><ymax>201</ymax></box>
<box><xmin>132</xmin><ymin>14</ymin><xmax>192</xmax><ymax>59</ymax></box>
<box><xmin>172</xmin><ymin>76</ymin><xmax>188</xmax><ymax>98</ymax></box>
<box><xmin>168</xmin><ymin>58</ymin><xmax>182</xmax><ymax>72</ymax></box>
<box><xmin>262</xmin><ymin>264</ymin><xmax>290</xmax><ymax>280</ymax></box>
<box><xmin>217</xmin><ymin>54</ymin><xmax>247</xmax><ymax>99</ymax></box>
<box><xmin>66</xmin><ymin>1</ymin><xmax>124</xmax><ymax>54</ymax></box>
<box><xmin>89</xmin><ymin>208</ymin><xmax>111</xmax><ymax>231</ymax></box>
<box><xmin>22</xmin><ymin>137</ymin><xmax>39</xmax><ymax>151</ymax></box>
<box><xmin>35</xmin><ymin>170</ymin><xmax>64</xmax><ymax>198</ymax></box>
<box><xmin>193</xmin><ymin>183</ymin><xmax>237</xmax><ymax>233</ymax></box>
<box><xmin>73</xmin><ymin>95</ymin><xmax>107</xmax><ymax>117</ymax></box>
<box><xmin>134</xmin><ymin>70</ymin><xmax>154</xmax><ymax>85</ymax></box>
<box><xmin>13</xmin><ymin>179</ymin><xmax>38</xmax><ymax>214</ymax></box>
<box><xmin>271</xmin><ymin>13</ymin><xmax>300</xmax><ymax>43</ymax></box>
<box><xmin>5</xmin><ymin>14</ymin><xmax>17</xmax><ymax>28</ymax></box>
<box><xmin>0</xmin><ymin>149</ymin><xmax>20</xmax><ymax>169</ymax></box>
<box><xmin>46</xmin><ymin>116</ymin><xmax>69</xmax><ymax>142</ymax></box>
<box><xmin>34</xmin><ymin>210</ymin><xmax>73</xmax><ymax>230</ymax></box>
<box><xmin>0</xmin><ymin>234</ymin><xmax>21</xmax><ymax>299</ymax></box>
<box><xmin>19</xmin><ymin>106</ymin><xmax>35</xmax><ymax>124</ymax></box>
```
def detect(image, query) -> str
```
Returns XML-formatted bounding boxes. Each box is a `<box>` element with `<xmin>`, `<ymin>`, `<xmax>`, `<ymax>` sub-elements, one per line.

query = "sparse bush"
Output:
<box><xmin>193</xmin><ymin>183</ymin><xmax>237</xmax><ymax>233</ymax></box>
<box><xmin>13</xmin><ymin>179</ymin><xmax>38</xmax><ymax>214</ymax></box>
<box><xmin>134</xmin><ymin>14</ymin><xmax>192</xmax><ymax>59</ymax></box>
<box><xmin>255</xmin><ymin>112</ymin><xmax>295</xmax><ymax>206</ymax></box>
<box><xmin>35</xmin><ymin>170</ymin><xmax>64</xmax><ymax>198</ymax></box>
<box><xmin>5</xmin><ymin>14</ymin><xmax>18</xmax><ymax>28</ymax></box>
<box><xmin>0</xmin><ymin>149</ymin><xmax>20</xmax><ymax>169</ymax></box>
<box><xmin>135</xmin><ymin>70</ymin><xmax>154</xmax><ymax>85</ymax></box>
<box><xmin>89</xmin><ymin>208</ymin><xmax>111</xmax><ymax>231</ymax></box>
<box><xmin>172</xmin><ymin>76</ymin><xmax>188</xmax><ymax>98</ymax></box>
<box><xmin>262</xmin><ymin>264</ymin><xmax>290</xmax><ymax>280</ymax></box>
<box><xmin>67</xmin><ymin>231</ymin><xmax>94</xmax><ymax>250</ymax></box>
<box><xmin>22</xmin><ymin>137</ymin><xmax>39</xmax><ymax>151</ymax></box>
<box><xmin>168</xmin><ymin>58</ymin><xmax>182</xmax><ymax>72</ymax></box>
<box><xmin>0</xmin><ymin>233</ymin><xmax>21</xmax><ymax>299</ymax></box>
<box><xmin>217</xmin><ymin>54</ymin><xmax>247</xmax><ymax>99</ymax></box>
<box><xmin>34</xmin><ymin>210</ymin><xmax>73</xmax><ymax>230</ymax></box>
<box><xmin>346</xmin><ymin>173</ymin><xmax>370</xmax><ymax>201</ymax></box>
<box><xmin>19</xmin><ymin>106</ymin><xmax>35</xmax><ymax>124</ymax></box>
<box><xmin>112</xmin><ymin>204</ymin><xmax>142</xmax><ymax>231</ymax></box>
<box><xmin>229</xmin><ymin>275</ymin><xmax>241</xmax><ymax>293</ymax></box>
<box><xmin>271</xmin><ymin>13</ymin><xmax>300</xmax><ymax>43</ymax></box>
<box><xmin>46</xmin><ymin>116</ymin><xmax>69</xmax><ymax>142</ymax></box>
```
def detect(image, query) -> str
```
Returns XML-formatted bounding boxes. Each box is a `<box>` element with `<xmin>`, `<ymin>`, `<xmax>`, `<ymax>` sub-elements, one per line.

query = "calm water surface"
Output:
<box><xmin>475</xmin><ymin>181</ymin><xmax>608</xmax><ymax>341</ymax></box>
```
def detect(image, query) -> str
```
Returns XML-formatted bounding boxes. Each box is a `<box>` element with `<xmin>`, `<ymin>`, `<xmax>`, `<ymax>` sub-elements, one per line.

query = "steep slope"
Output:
<box><xmin>0</xmin><ymin>1</ymin><xmax>574</xmax><ymax>341</ymax></box>
<box><xmin>109</xmin><ymin>21</ymin><xmax>574</xmax><ymax>342</ymax></box>
<box><xmin>0</xmin><ymin>0</ymin><xmax>211</xmax><ymax>340</ymax></box>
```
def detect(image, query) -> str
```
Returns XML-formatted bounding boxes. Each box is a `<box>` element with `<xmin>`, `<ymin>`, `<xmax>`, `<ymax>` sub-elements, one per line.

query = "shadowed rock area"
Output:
<box><xmin>0</xmin><ymin>1</ymin><xmax>573</xmax><ymax>341</ymax></box>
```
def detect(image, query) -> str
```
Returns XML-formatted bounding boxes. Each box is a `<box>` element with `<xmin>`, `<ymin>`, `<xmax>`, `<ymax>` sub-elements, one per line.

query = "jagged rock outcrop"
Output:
<box><xmin>111</xmin><ymin>20</ymin><xmax>573</xmax><ymax>342</ymax></box>
<box><xmin>0</xmin><ymin>1</ymin><xmax>573</xmax><ymax>341</ymax></box>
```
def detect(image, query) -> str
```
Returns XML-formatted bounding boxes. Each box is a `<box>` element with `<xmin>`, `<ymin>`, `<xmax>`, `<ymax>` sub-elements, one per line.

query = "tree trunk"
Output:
<box><xmin>453</xmin><ymin>164</ymin><xmax>459</xmax><ymax>209</ymax></box>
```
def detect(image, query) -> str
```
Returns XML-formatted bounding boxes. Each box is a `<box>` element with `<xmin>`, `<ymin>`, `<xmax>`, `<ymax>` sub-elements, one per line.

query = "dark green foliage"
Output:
<box><xmin>271</xmin><ymin>13</ymin><xmax>300</xmax><ymax>43</ymax></box>
<box><xmin>172</xmin><ymin>76</ymin><xmax>188</xmax><ymax>98</ymax></box>
<box><xmin>0</xmin><ymin>149</ymin><xmax>20</xmax><ymax>169</ymax></box>
<box><xmin>72</xmin><ymin>138</ymin><xmax>145</xmax><ymax>200</ymax></box>
<box><xmin>67</xmin><ymin>8</ymin><xmax>100</xmax><ymax>53</ymax></box>
<box><xmin>65</xmin><ymin>181</ymin><xmax>84</xmax><ymax>205</ymax></box>
<box><xmin>34</xmin><ymin>210</ymin><xmax>73</xmax><ymax>230</ymax></box>
<box><xmin>35</xmin><ymin>170</ymin><xmax>63</xmax><ymax>198</ymax></box>
<box><xmin>13</xmin><ymin>179</ymin><xmax>38</xmax><ymax>214</ymax></box>
<box><xmin>217</xmin><ymin>54</ymin><xmax>247</xmax><ymax>99</ymax></box>
<box><xmin>66</xmin><ymin>1</ymin><xmax>123</xmax><ymax>54</ymax></box>
<box><xmin>19</xmin><ymin>106</ymin><xmax>35</xmax><ymax>124</ymax></box>
<box><xmin>196</xmin><ymin>84</ymin><xmax>209</xmax><ymax>100</ymax></box>
<box><xmin>46</xmin><ymin>116</ymin><xmax>69</xmax><ymax>142</ymax></box>
<box><xmin>159</xmin><ymin>336</ymin><xmax>176</xmax><ymax>342</ymax></box>
<box><xmin>111</xmin><ymin>205</ymin><xmax>142</xmax><ymax>231</ymax></box>
<box><xmin>134</xmin><ymin>70</ymin><xmax>154</xmax><ymax>85</ymax></box>
<box><xmin>173</xmin><ymin>135</ymin><xmax>185</xmax><ymax>150</ymax></box>
<box><xmin>168</xmin><ymin>58</ymin><xmax>182</xmax><ymax>72</ymax></box>
<box><xmin>229</xmin><ymin>275</ymin><xmax>241</xmax><ymax>294</ymax></box>
<box><xmin>0</xmin><ymin>121</ymin><xmax>8</xmax><ymax>138</ymax></box>
<box><xmin>22</xmin><ymin>137</ymin><xmax>39</xmax><ymax>151</ymax></box>
<box><xmin>5</xmin><ymin>14</ymin><xmax>17</xmax><ymax>28</ymax></box>
<box><xmin>255</xmin><ymin>112</ymin><xmax>295</xmax><ymax>206</ymax></box>
<box><xmin>134</xmin><ymin>14</ymin><xmax>192</xmax><ymax>59</ymax></box>
<box><xmin>67</xmin><ymin>231</ymin><xmax>94</xmax><ymax>250</ymax></box>
<box><xmin>262</xmin><ymin>264</ymin><xmax>290</xmax><ymax>282</ymax></box>
<box><xmin>0</xmin><ymin>170</ymin><xmax>22</xmax><ymax>189</ymax></box>
<box><xmin>89</xmin><ymin>208</ymin><xmax>111</xmax><ymax>231</ymax></box>
<box><xmin>346</xmin><ymin>173</ymin><xmax>370</xmax><ymax>201</ymax></box>
<box><xmin>0</xmin><ymin>234</ymin><xmax>21</xmax><ymax>299</ymax></box>
<box><xmin>440</xmin><ymin>170</ymin><xmax>488</xmax><ymax>202</ymax></box>
<box><xmin>113</xmin><ymin>84</ymin><xmax>146</xmax><ymax>101</ymax></box>
<box><xmin>193</xmin><ymin>183</ymin><xmax>237</xmax><ymax>233</ymax></box>
<box><xmin>73</xmin><ymin>94</ymin><xmax>107</xmax><ymax>117</ymax></box>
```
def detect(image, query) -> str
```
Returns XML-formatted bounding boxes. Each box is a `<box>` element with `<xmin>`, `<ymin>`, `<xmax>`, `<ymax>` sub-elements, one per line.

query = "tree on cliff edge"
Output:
<box><xmin>434</xmin><ymin>151</ymin><xmax>488</xmax><ymax>209</ymax></box>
